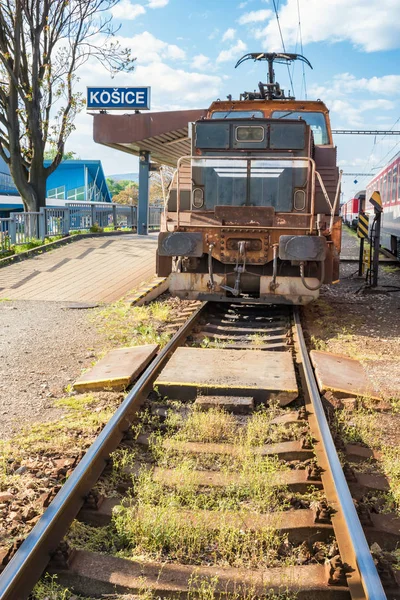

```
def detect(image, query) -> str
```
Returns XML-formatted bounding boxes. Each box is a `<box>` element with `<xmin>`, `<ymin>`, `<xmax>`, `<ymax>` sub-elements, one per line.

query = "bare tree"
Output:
<box><xmin>0</xmin><ymin>0</ymin><xmax>135</xmax><ymax>211</ymax></box>
<box><xmin>150</xmin><ymin>165</ymin><xmax>175</xmax><ymax>206</ymax></box>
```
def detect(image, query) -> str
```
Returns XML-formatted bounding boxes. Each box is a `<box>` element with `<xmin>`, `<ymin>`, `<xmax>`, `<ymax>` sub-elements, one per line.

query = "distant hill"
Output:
<box><xmin>106</xmin><ymin>172</ymin><xmax>139</xmax><ymax>183</ymax></box>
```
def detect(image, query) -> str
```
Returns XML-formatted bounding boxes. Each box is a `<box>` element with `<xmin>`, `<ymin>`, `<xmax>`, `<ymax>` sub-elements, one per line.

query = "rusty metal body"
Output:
<box><xmin>157</xmin><ymin>97</ymin><xmax>342</xmax><ymax>304</ymax></box>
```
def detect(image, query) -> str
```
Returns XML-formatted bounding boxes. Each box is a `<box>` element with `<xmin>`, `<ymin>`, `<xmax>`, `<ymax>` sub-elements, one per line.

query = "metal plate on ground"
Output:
<box><xmin>310</xmin><ymin>350</ymin><xmax>381</xmax><ymax>400</ymax></box>
<box><xmin>195</xmin><ymin>396</ymin><xmax>254</xmax><ymax>414</ymax></box>
<box><xmin>155</xmin><ymin>347</ymin><xmax>298</xmax><ymax>405</ymax></box>
<box><xmin>74</xmin><ymin>344</ymin><xmax>159</xmax><ymax>391</ymax></box>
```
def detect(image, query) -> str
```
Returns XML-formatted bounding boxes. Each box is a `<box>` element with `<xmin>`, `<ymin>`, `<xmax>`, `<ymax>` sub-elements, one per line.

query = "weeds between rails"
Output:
<box><xmin>63</xmin><ymin>403</ymin><xmax>333</xmax><ymax>579</ymax></box>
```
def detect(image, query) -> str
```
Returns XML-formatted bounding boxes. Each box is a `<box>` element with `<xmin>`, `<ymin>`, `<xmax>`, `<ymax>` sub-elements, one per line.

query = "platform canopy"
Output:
<box><xmin>93</xmin><ymin>109</ymin><xmax>207</xmax><ymax>167</ymax></box>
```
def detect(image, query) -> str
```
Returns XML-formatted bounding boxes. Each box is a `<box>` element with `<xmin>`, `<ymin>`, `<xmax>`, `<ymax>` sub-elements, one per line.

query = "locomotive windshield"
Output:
<box><xmin>192</xmin><ymin>158</ymin><xmax>308</xmax><ymax>212</ymax></box>
<box><xmin>211</xmin><ymin>110</ymin><xmax>264</xmax><ymax>119</ymax></box>
<box><xmin>271</xmin><ymin>111</ymin><xmax>329</xmax><ymax>145</ymax></box>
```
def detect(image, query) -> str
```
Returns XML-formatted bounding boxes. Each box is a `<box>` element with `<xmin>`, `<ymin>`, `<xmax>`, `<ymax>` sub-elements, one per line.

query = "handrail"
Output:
<box><xmin>175</xmin><ymin>154</ymin><xmax>317</xmax><ymax>233</ymax></box>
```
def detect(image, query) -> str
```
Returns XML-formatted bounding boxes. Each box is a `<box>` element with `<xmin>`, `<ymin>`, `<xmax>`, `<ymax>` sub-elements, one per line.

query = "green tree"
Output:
<box><xmin>0</xmin><ymin>0</ymin><xmax>135</xmax><ymax>212</ymax></box>
<box><xmin>106</xmin><ymin>178</ymin><xmax>134</xmax><ymax>197</ymax></box>
<box><xmin>44</xmin><ymin>150</ymin><xmax>81</xmax><ymax>161</ymax></box>
<box><xmin>112</xmin><ymin>183</ymin><xmax>139</xmax><ymax>205</ymax></box>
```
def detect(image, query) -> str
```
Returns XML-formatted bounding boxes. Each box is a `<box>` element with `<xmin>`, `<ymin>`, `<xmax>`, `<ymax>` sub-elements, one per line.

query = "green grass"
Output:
<box><xmin>32</xmin><ymin>574</ymin><xmax>95</xmax><ymax>600</ymax></box>
<box><xmin>159</xmin><ymin>404</ymin><xmax>304</xmax><ymax>449</ymax></box>
<box><xmin>0</xmin><ymin>235</ymin><xmax>64</xmax><ymax>257</ymax></box>
<box><xmin>113</xmin><ymin>501</ymin><xmax>284</xmax><ymax>567</ymax></box>
<box><xmin>93</xmin><ymin>300</ymin><xmax>173</xmax><ymax>348</ymax></box>
<box><xmin>382</xmin><ymin>265</ymin><xmax>400</xmax><ymax>274</ymax></box>
<box><xmin>170</xmin><ymin>407</ymin><xmax>239</xmax><ymax>444</ymax></box>
<box><xmin>335</xmin><ymin>403</ymin><xmax>400</xmax><ymax>514</ymax></box>
<box><xmin>0</xmin><ymin>393</ymin><xmax>119</xmax><ymax>490</ymax></box>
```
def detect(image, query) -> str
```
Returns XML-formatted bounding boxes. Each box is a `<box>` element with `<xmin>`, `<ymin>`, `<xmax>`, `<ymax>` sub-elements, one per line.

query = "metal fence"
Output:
<box><xmin>0</xmin><ymin>203</ymin><xmax>162</xmax><ymax>252</ymax></box>
<box><xmin>0</xmin><ymin>218</ymin><xmax>11</xmax><ymax>253</ymax></box>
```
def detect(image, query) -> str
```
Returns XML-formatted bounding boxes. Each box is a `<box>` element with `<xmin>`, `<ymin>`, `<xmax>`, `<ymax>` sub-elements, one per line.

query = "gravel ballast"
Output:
<box><xmin>0</xmin><ymin>301</ymin><xmax>105</xmax><ymax>440</ymax></box>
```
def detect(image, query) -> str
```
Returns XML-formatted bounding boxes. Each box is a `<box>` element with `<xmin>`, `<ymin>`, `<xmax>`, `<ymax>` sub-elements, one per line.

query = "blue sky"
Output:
<box><xmin>69</xmin><ymin>0</ymin><xmax>400</xmax><ymax>200</ymax></box>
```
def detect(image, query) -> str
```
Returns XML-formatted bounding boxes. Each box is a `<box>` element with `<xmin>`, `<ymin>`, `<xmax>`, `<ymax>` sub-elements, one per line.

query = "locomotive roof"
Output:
<box><xmin>207</xmin><ymin>98</ymin><xmax>330</xmax><ymax>115</ymax></box>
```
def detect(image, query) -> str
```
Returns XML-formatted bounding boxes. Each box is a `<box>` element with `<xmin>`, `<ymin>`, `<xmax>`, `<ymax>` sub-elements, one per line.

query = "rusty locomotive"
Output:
<box><xmin>156</xmin><ymin>53</ymin><xmax>342</xmax><ymax>304</ymax></box>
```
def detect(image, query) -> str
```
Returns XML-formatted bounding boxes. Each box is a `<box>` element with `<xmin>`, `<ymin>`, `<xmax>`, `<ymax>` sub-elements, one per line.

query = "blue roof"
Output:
<box><xmin>44</xmin><ymin>159</ymin><xmax>112</xmax><ymax>202</ymax></box>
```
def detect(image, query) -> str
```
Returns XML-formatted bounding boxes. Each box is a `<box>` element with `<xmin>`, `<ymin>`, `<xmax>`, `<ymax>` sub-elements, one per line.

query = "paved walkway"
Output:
<box><xmin>0</xmin><ymin>233</ymin><xmax>158</xmax><ymax>302</ymax></box>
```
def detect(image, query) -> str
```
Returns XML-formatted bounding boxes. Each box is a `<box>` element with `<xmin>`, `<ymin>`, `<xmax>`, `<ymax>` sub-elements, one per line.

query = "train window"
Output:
<box><xmin>271</xmin><ymin>111</ymin><xmax>329</xmax><ymax>145</ymax></box>
<box><xmin>211</xmin><ymin>110</ymin><xmax>264</xmax><ymax>119</ymax></box>
<box><xmin>235</xmin><ymin>126</ymin><xmax>264</xmax><ymax>142</ymax></box>
<box><xmin>392</xmin><ymin>168</ymin><xmax>397</xmax><ymax>203</ymax></box>
<box><xmin>383</xmin><ymin>175</ymin><xmax>387</xmax><ymax>204</ymax></box>
<box><xmin>398</xmin><ymin>169</ymin><xmax>400</xmax><ymax>200</ymax></box>
<box><xmin>194</xmin><ymin>157</ymin><xmax>308</xmax><ymax>212</ymax></box>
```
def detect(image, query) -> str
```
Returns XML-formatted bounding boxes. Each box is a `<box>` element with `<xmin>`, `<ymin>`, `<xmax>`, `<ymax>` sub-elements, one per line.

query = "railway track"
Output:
<box><xmin>0</xmin><ymin>302</ymin><xmax>396</xmax><ymax>599</ymax></box>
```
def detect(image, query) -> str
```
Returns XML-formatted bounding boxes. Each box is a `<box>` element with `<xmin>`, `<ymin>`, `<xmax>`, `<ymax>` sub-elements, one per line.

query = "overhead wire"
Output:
<box><xmin>347</xmin><ymin>115</ymin><xmax>400</xmax><ymax>196</ymax></box>
<box><xmin>297</xmin><ymin>0</ymin><xmax>307</xmax><ymax>99</ymax></box>
<box><xmin>351</xmin><ymin>117</ymin><xmax>400</xmax><ymax>200</ymax></box>
<box><xmin>272</xmin><ymin>0</ymin><xmax>295</xmax><ymax>97</ymax></box>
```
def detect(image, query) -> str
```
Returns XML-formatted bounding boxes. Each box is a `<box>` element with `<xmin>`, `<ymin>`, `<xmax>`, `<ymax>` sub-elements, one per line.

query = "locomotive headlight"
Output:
<box><xmin>294</xmin><ymin>189</ymin><xmax>306</xmax><ymax>211</ymax></box>
<box><xmin>192</xmin><ymin>188</ymin><xmax>204</xmax><ymax>209</ymax></box>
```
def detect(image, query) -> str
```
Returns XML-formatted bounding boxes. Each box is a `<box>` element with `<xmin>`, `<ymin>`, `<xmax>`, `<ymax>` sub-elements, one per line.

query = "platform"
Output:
<box><xmin>0</xmin><ymin>233</ymin><xmax>157</xmax><ymax>302</ymax></box>
<box><xmin>155</xmin><ymin>347</ymin><xmax>298</xmax><ymax>405</ymax></box>
<box><xmin>310</xmin><ymin>350</ymin><xmax>381</xmax><ymax>400</ymax></box>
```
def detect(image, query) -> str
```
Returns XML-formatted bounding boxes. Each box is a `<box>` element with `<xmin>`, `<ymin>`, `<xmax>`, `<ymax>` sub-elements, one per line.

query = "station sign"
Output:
<box><xmin>86</xmin><ymin>87</ymin><xmax>151</xmax><ymax>111</ymax></box>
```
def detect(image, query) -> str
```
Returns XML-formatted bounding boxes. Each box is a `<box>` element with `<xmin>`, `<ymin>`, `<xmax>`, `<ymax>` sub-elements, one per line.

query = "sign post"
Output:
<box><xmin>87</xmin><ymin>86</ymin><xmax>152</xmax><ymax>235</ymax></box>
<box><xmin>369</xmin><ymin>191</ymin><xmax>383</xmax><ymax>288</ymax></box>
<box><xmin>357</xmin><ymin>211</ymin><xmax>369</xmax><ymax>276</ymax></box>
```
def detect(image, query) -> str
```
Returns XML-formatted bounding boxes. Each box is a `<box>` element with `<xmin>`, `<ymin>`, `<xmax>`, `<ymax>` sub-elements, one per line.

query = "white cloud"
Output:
<box><xmin>338</xmin><ymin>73</ymin><xmax>400</xmax><ymax>96</ymax></box>
<box><xmin>216</xmin><ymin>39</ymin><xmax>247</xmax><ymax>63</ymax></box>
<box><xmin>132</xmin><ymin>62</ymin><xmax>222</xmax><ymax>105</ymax></box>
<box><xmin>307</xmin><ymin>74</ymin><xmax>398</xmax><ymax>129</ymax></box>
<box><xmin>238</xmin><ymin>9</ymin><xmax>272</xmax><ymax>24</ymax></box>
<box><xmin>309</xmin><ymin>73</ymin><xmax>400</xmax><ymax>103</ymax></box>
<box><xmin>254</xmin><ymin>0</ymin><xmax>400</xmax><ymax>52</ymax></box>
<box><xmin>124</xmin><ymin>31</ymin><xmax>186</xmax><ymax>63</ymax></box>
<box><xmin>110</xmin><ymin>0</ymin><xmax>146</xmax><ymax>20</ymax></box>
<box><xmin>222</xmin><ymin>28</ymin><xmax>236</xmax><ymax>42</ymax></box>
<box><xmin>191</xmin><ymin>54</ymin><xmax>212</xmax><ymax>71</ymax></box>
<box><xmin>147</xmin><ymin>0</ymin><xmax>169</xmax><ymax>8</ymax></box>
<box><xmin>208</xmin><ymin>28</ymin><xmax>220</xmax><ymax>40</ymax></box>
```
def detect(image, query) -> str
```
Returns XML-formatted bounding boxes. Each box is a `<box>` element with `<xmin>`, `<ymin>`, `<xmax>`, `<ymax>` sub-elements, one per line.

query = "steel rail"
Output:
<box><xmin>293</xmin><ymin>308</ymin><xmax>386</xmax><ymax>600</ymax></box>
<box><xmin>0</xmin><ymin>302</ymin><xmax>208</xmax><ymax>600</ymax></box>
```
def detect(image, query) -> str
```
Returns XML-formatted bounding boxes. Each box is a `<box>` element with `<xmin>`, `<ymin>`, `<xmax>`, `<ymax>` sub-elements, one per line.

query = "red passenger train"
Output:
<box><xmin>366</xmin><ymin>151</ymin><xmax>400</xmax><ymax>258</ymax></box>
<box><xmin>341</xmin><ymin>191</ymin><xmax>365</xmax><ymax>229</ymax></box>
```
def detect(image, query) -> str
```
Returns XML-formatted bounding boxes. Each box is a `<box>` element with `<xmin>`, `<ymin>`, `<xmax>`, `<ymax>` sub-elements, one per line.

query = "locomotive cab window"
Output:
<box><xmin>271</xmin><ymin>111</ymin><xmax>329</xmax><ymax>145</ymax></box>
<box><xmin>211</xmin><ymin>110</ymin><xmax>264</xmax><ymax>119</ymax></box>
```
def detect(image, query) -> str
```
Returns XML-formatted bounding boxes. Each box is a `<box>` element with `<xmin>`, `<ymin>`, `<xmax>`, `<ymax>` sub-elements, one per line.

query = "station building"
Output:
<box><xmin>0</xmin><ymin>158</ymin><xmax>111</xmax><ymax>216</ymax></box>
